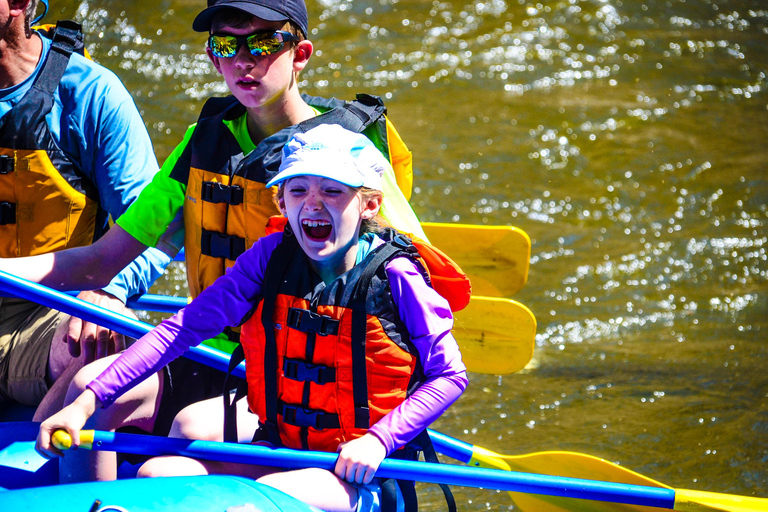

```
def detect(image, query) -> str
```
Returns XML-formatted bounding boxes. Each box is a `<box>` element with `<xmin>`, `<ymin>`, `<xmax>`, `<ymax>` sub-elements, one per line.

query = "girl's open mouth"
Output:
<box><xmin>302</xmin><ymin>219</ymin><xmax>332</xmax><ymax>241</ymax></box>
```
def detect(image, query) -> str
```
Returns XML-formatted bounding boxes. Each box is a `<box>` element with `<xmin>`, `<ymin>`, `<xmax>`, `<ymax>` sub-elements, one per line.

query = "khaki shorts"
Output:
<box><xmin>0</xmin><ymin>297</ymin><xmax>67</xmax><ymax>406</ymax></box>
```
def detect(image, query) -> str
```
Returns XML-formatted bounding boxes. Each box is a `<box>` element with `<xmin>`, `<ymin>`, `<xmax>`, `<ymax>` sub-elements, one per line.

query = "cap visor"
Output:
<box><xmin>193</xmin><ymin>2</ymin><xmax>290</xmax><ymax>32</ymax></box>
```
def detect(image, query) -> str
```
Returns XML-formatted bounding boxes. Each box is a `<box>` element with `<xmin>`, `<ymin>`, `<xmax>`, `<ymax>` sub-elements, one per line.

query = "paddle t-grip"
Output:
<box><xmin>51</xmin><ymin>429</ymin><xmax>95</xmax><ymax>450</ymax></box>
<box><xmin>51</xmin><ymin>430</ymin><xmax>72</xmax><ymax>450</ymax></box>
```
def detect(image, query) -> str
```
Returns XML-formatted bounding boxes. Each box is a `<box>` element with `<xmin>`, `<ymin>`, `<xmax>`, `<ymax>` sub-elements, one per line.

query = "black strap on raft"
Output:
<box><xmin>222</xmin><ymin>343</ymin><xmax>248</xmax><ymax>443</ymax></box>
<box><xmin>380</xmin><ymin>431</ymin><xmax>457</xmax><ymax>512</ymax></box>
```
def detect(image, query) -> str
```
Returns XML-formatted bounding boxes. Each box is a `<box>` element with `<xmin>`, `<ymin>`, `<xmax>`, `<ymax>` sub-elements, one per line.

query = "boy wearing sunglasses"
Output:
<box><xmin>6</xmin><ymin>0</ymin><xmax>426</xmax><ymax>484</ymax></box>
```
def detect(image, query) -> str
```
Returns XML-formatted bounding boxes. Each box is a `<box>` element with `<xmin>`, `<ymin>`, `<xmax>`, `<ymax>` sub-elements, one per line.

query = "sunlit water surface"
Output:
<box><xmin>44</xmin><ymin>0</ymin><xmax>767</xmax><ymax>508</ymax></box>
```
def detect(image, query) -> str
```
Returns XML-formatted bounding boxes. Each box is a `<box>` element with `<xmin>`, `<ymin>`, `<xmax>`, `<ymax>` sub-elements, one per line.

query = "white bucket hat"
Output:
<box><xmin>266</xmin><ymin>124</ymin><xmax>391</xmax><ymax>191</ymax></box>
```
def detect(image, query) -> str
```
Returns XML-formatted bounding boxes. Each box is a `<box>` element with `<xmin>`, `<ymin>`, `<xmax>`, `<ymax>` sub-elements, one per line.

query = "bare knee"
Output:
<box><xmin>168</xmin><ymin>399</ymin><xmax>225</xmax><ymax>442</ymax></box>
<box><xmin>65</xmin><ymin>356</ymin><xmax>120</xmax><ymax>405</ymax></box>
<box><xmin>138</xmin><ymin>456</ymin><xmax>209</xmax><ymax>478</ymax></box>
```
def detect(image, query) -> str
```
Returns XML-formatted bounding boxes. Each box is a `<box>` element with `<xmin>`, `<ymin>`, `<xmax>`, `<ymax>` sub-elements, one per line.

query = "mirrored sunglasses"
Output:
<box><xmin>208</xmin><ymin>30</ymin><xmax>299</xmax><ymax>58</ymax></box>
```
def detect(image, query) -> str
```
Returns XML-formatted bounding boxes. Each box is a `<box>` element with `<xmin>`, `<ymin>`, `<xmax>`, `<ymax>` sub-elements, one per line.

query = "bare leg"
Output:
<box><xmin>258</xmin><ymin>468</ymin><xmax>359</xmax><ymax>512</ymax></box>
<box><xmin>33</xmin><ymin>317</ymin><xmax>81</xmax><ymax>421</ymax></box>
<box><xmin>57</xmin><ymin>355</ymin><xmax>164</xmax><ymax>483</ymax></box>
<box><xmin>137</xmin><ymin>395</ymin><xmax>271</xmax><ymax>479</ymax></box>
<box><xmin>32</xmin><ymin>358</ymin><xmax>82</xmax><ymax>421</ymax></box>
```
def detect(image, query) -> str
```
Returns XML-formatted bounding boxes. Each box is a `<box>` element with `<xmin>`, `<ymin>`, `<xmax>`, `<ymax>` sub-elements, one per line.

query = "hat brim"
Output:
<box><xmin>193</xmin><ymin>2</ymin><xmax>290</xmax><ymax>32</ymax></box>
<box><xmin>266</xmin><ymin>168</ymin><xmax>365</xmax><ymax>189</ymax></box>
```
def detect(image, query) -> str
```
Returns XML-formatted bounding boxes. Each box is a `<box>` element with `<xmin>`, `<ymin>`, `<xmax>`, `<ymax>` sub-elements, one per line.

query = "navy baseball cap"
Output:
<box><xmin>193</xmin><ymin>0</ymin><xmax>309</xmax><ymax>38</ymax></box>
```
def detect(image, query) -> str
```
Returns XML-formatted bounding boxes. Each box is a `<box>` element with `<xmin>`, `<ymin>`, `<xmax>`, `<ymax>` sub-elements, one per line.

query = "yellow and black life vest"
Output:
<box><xmin>0</xmin><ymin>21</ymin><xmax>101</xmax><ymax>257</ymax></box>
<box><xmin>239</xmin><ymin>228</ymin><xmax>427</xmax><ymax>452</ymax></box>
<box><xmin>173</xmin><ymin>93</ymin><xmax>414</xmax><ymax>299</ymax></box>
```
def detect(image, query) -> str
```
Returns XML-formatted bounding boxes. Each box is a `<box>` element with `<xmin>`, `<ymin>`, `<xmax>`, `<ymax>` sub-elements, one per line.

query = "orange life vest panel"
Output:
<box><xmin>239</xmin><ymin>230</ymin><xmax>427</xmax><ymax>452</ymax></box>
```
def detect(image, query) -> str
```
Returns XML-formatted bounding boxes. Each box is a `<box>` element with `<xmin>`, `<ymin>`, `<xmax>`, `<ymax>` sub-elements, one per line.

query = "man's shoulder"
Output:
<box><xmin>38</xmin><ymin>38</ymin><xmax>133</xmax><ymax>118</ymax></box>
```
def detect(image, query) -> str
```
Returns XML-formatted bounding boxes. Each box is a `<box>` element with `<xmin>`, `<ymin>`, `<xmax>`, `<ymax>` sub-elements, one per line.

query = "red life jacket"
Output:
<box><xmin>239</xmin><ymin>229</ymin><xmax>431</xmax><ymax>451</ymax></box>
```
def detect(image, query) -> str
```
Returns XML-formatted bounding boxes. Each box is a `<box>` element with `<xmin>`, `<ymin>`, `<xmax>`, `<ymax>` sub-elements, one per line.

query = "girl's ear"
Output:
<box><xmin>278</xmin><ymin>195</ymin><xmax>287</xmax><ymax>216</ymax></box>
<box><xmin>360</xmin><ymin>193</ymin><xmax>382</xmax><ymax>220</ymax></box>
<box><xmin>292</xmin><ymin>40</ymin><xmax>313</xmax><ymax>72</ymax></box>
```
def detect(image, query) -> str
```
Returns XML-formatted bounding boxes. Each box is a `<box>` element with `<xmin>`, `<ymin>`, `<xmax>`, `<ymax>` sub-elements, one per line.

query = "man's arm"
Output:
<box><xmin>0</xmin><ymin>224</ymin><xmax>148</xmax><ymax>291</ymax></box>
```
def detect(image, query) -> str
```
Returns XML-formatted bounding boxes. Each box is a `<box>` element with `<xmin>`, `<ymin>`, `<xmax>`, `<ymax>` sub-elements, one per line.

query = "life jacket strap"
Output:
<box><xmin>283</xmin><ymin>358</ymin><xmax>336</xmax><ymax>385</ymax></box>
<box><xmin>34</xmin><ymin>21</ymin><xmax>82</xmax><ymax>95</ymax></box>
<box><xmin>0</xmin><ymin>202</ymin><xmax>16</xmax><ymax>225</ymax></box>
<box><xmin>298</xmin><ymin>97</ymin><xmax>386</xmax><ymax>134</ymax></box>
<box><xmin>201</xmin><ymin>181</ymin><xmax>244</xmax><ymax>205</ymax></box>
<box><xmin>201</xmin><ymin>229</ymin><xmax>246</xmax><ymax>260</ymax></box>
<box><xmin>286</xmin><ymin>307</ymin><xmax>339</xmax><ymax>336</ymax></box>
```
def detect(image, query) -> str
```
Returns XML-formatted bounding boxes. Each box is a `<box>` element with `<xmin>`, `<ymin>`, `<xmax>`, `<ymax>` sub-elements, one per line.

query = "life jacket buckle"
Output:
<box><xmin>280</xmin><ymin>403</ymin><xmax>340</xmax><ymax>430</ymax></box>
<box><xmin>201</xmin><ymin>229</ymin><xmax>246</xmax><ymax>260</ymax></box>
<box><xmin>0</xmin><ymin>155</ymin><xmax>13</xmax><ymax>174</ymax></box>
<box><xmin>201</xmin><ymin>181</ymin><xmax>244</xmax><ymax>205</ymax></box>
<box><xmin>287</xmin><ymin>307</ymin><xmax>339</xmax><ymax>336</ymax></box>
<box><xmin>283</xmin><ymin>358</ymin><xmax>336</xmax><ymax>384</ymax></box>
<box><xmin>391</xmin><ymin>234</ymin><xmax>417</xmax><ymax>254</ymax></box>
<box><xmin>0</xmin><ymin>202</ymin><xmax>16</xmax><ymax>225</ymax></box>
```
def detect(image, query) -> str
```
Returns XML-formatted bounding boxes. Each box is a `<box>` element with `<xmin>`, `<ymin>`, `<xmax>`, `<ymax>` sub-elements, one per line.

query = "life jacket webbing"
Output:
<box><xmin>260</xmin><ymin>227</ymin><xmax>299</xmax><ymax>447</ymax></box>
<box><xmin>33</xmin><ymin>21</ymin><xmax>82</xmax><ymax>96</ymax></box>
<box><xmin>348</xmin><ymin>237</ymin><xmax>416</xmax><ymax>430</ymax></box>
<box><xmin>297</xmin><ymin>97</ymin><xmax>386</xmax><ymax>135</ymax></box>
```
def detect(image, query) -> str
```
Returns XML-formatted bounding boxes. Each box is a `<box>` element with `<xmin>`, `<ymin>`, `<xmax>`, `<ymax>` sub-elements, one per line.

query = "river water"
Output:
<box><xmin>44</xmin><ymin>0</ymin><xmax>766</xmax><ymax>508</ymax></box>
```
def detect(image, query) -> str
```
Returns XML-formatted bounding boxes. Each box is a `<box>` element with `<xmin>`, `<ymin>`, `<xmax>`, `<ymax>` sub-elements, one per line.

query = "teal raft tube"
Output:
<box><xmin>0</xmin><ymin>474</ymin><xmax>320</xmax><ymax>512</ymax></box>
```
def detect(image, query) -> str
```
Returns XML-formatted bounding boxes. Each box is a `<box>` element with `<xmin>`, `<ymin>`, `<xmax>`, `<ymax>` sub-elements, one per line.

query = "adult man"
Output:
<box><xmin>0</xmin><ymin>0</ymin><xmax>170</xmax><ymax>412</ymax></box>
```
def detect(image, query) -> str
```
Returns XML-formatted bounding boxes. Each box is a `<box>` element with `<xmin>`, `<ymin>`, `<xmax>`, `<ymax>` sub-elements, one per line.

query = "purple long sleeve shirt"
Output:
<box><xmin>88</xmin><ymin>232</ymin><xmax>468</xmax><ymax>454</ymax></box>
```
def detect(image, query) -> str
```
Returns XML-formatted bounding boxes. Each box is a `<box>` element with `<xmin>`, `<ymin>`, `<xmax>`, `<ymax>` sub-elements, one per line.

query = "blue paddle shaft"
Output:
<box><xmin>87</xmin><ymin>430</ymin><xmax>675</xmax><ymax>509</ymax></box>
<box><xmin>0</xmin><ymin>270</ymin><xmax>244</xmax><ymax>378</ymax></box>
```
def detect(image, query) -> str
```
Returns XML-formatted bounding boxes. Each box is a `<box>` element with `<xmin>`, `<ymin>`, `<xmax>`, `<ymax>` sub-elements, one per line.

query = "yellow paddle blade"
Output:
<box><xmin>501</xmin><ymin>451</ymin><xmax>669</xmax><ymax>512</ymax></box>
<box><xmin>471</xmin><ymin>448</ymin><xmax>768</xmax><ymax>512</ymax></box>
<box><xmin>451</xmin><ymin>296</ymin><xmax>536</xmax><ymax>375</ymax></box>
<box><xmin>674</xmin><ymin>489</ymin><xmax>768</xmax><ymax>512</ymax></box>
<box><xmin>421</xmin><ymin>223</ymin><xmax>531</xmax><ymax>297</ymax></box>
